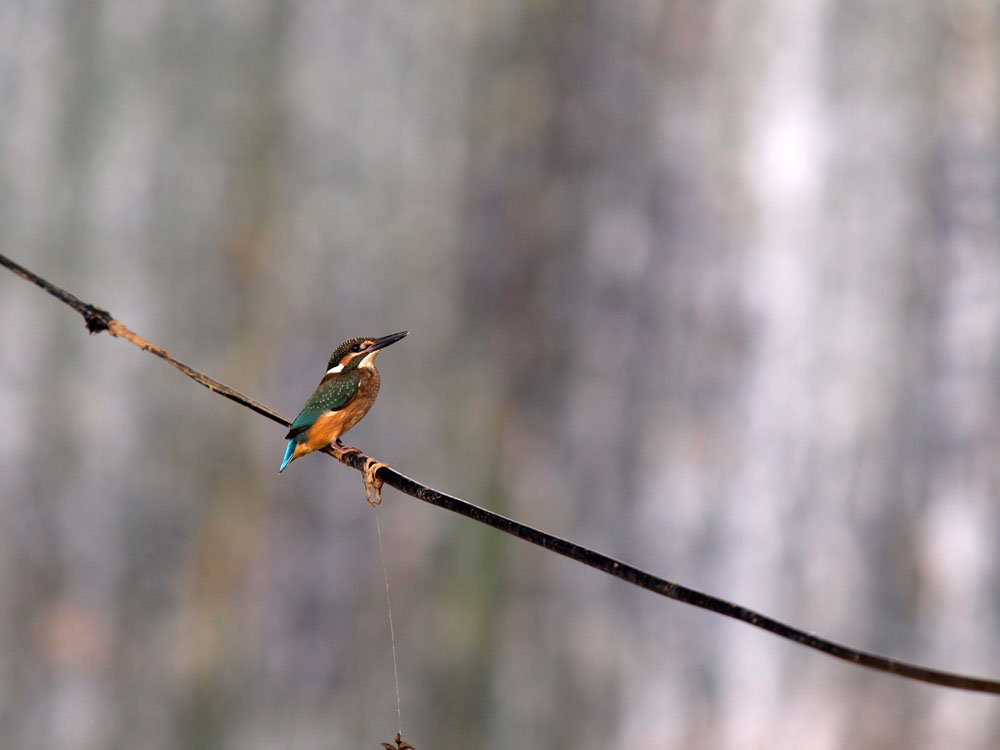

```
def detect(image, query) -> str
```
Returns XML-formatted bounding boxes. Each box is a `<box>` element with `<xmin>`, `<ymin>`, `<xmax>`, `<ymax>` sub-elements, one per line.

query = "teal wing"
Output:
<box><xmin>285</xmin><ymin>371</ymin><xmax>362</xmax><ymax>440</ymax></box>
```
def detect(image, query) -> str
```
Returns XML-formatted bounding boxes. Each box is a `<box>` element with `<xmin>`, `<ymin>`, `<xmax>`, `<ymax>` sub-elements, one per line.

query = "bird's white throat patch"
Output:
<box><xmin>326</xmin><ymin>351</ymin><xmax>378</xmax><ymax>375</ymax></box>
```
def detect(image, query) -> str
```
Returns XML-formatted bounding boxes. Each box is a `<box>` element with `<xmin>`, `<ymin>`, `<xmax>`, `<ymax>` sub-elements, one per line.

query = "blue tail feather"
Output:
<box><xmin>278</xmin><ymin>439</ymin><xmax>296</xmax><ymax>473</ymax></box>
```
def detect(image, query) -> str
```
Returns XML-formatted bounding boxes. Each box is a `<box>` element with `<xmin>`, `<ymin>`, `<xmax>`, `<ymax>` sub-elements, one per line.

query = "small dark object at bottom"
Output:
<box><xmin>381</xmin><ymin>732</ymin><xmax>415</xmax><ymax>750</ymax></box>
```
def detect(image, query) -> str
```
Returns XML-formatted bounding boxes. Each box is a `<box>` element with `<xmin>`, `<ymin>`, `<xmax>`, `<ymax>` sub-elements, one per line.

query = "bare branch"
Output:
<box><xmin>4</xmin><ymin>250</ymin><xmax>999</xmax><ymax>695</ymax></box>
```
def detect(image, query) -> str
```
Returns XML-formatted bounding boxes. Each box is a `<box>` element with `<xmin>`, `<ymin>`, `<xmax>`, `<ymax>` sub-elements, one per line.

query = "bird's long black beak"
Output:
<box><xmin>362</xmin><ymin>330</ymin><xmax>408</xmax><ymax>354</ymax></box>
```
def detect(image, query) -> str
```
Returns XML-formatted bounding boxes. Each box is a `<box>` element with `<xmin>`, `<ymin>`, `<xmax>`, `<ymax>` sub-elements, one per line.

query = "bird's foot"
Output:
<box><xmin>362</xmin><ymin>457</ymin><xmax>388</xmax><ymax>507</ymax></box>
<box><xmin>331</xmin><ymin>440</ymin><xmax>362</xmax><ymax>462</ymax></box>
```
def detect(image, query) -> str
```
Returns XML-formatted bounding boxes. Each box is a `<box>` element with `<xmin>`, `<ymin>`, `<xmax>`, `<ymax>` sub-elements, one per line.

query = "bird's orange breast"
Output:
<box><xmin>299</xmin><ymin>367</ymin><xmax>381</xmax><ymax>454</ymax></box>
<box><xmin>302</xmin><ymin>410</ymin><xmax>353</xmax><ymax>453</ymax></box>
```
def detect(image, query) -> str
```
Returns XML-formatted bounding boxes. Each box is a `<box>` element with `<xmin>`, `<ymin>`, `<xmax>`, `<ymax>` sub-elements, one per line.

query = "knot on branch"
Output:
<box><xmin>83</xmin><ymin>305</ymin><xmax>113</xmax><ymax>334</ymax></box>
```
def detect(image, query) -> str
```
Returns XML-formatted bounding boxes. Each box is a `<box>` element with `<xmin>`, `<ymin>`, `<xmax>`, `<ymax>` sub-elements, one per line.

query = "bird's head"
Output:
<box><xmin>325</xmin><ymin>331</ymin><xmax>408</xmax><ymax>373</ymax></box>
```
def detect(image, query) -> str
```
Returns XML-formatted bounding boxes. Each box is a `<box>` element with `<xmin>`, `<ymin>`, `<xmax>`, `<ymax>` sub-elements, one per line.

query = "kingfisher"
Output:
<box><xmin>279</xmin><ymin>331</ymin><xmax>408</xmax><ymax>477</ymax></box>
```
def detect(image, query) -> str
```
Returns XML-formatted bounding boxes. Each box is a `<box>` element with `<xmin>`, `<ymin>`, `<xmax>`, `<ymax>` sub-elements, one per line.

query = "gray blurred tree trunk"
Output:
<box><xmin>455</xmin><ymin>1</ymin><xmax>737</xmax><ymax>746</ymax></box>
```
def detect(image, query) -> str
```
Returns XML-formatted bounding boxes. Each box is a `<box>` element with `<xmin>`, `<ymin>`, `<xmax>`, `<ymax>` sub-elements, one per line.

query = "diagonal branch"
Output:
<box><xmin>4</xmin><ymin>250</ymin><xmax>1000</xmax><ymax>695</ymax></box>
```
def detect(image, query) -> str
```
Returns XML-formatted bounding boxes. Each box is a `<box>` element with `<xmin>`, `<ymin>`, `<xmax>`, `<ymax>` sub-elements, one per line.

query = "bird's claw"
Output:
<box><xmin>363</xmin><ymin>458</ymin><xmax>388</xmax><ymax>507</ymax></box>
<box><xmin>331</xmin><ymin>441</ymin><xmax>362</xmax><ymax>461</ymax></box>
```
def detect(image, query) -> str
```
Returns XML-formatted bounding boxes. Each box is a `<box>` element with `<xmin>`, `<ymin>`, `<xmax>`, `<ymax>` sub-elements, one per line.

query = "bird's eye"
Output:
<box><xmin>350</xmin><ymin>344</ymin><xmax>360</xmax><ymax>352</ymax></box>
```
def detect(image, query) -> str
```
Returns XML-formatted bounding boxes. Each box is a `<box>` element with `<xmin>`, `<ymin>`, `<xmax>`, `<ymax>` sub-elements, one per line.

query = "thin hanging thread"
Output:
<box><xmin>375</xmin><ymin>512</ymin><xmax>403</xmax><ymax>737</ymax></box>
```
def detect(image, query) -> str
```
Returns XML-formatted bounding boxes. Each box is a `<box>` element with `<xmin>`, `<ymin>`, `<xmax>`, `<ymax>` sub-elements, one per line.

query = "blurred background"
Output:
<box><xmin>2</xmin><ymin>1</ymin><xmax>1000</xmax><ymax>748</ymax></box>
